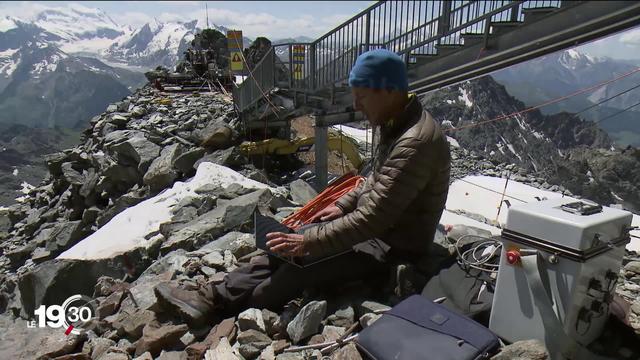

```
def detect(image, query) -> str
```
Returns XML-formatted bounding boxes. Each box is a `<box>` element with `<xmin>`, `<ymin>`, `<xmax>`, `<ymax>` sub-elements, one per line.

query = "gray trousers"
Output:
<box><xmin>213</xmin><ymin>221</ymin><xmax>390</xmax><ymax>312</ymax></box>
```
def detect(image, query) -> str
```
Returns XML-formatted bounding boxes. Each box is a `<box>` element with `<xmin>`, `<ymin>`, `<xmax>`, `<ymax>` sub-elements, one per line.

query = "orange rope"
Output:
<box><xmin>282</xmin><ymin>173</ymin><xmax>365</xmax><ymax>230</ymax></box>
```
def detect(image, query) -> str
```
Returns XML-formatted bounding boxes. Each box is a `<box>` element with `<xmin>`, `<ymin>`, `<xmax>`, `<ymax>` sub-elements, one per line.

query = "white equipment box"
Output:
<box><xmin>489</xmin><ymin>199</ymin><xmax>632</xmax><ymax>355</ymax></box>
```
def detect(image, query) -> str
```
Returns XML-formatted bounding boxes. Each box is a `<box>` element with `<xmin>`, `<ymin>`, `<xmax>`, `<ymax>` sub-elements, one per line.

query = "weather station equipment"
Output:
<box><xmin>489</xmin><ymin>199</ymin><xmax>633</xmax><ymax>357</ymax></box>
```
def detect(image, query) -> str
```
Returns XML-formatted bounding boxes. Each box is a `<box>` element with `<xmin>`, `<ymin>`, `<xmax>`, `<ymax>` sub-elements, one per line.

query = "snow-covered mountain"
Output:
<box><xmin>492</xmin><ymin>48</ymin><xmax>640</xmax><ymax>146</ymax></box>
<box><xmin>2</xmin><ymin>5</ymin><xmax>252</xmax><ymax>71</ymax></box>
<box><xmin>103</xmin><ymin>20</ymin><xmax>201</xmax><ymax>68</ymax></box>
<box><xmin>0</xmin><ymin>19</ymin><xmax>145</xmax><ymax>129</ymax></box>
<box><xmin>31</xmin><ymin>5</ymin><xmax>124</xmax><ymax>55</ymax></box>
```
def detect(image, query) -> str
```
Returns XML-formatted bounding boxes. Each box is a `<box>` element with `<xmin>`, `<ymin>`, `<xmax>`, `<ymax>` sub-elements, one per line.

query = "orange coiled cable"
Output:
<box><xmin>282</xmin><ymin>173</ymin><xmax>365</xmax><ymax>230</ymax></box>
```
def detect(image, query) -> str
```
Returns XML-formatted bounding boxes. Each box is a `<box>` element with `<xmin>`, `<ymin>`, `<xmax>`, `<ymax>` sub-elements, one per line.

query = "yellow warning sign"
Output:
<box><xmin>231</xmin><ymin>51</ymin><xmax>243</xmax><ymax>71</ymax></box>
<box><xmin>293</xmin><ymin>64</ymin><xmax>303</xmax><ymax>80</ymax></box>
<box><xmin>227</xmin><ymin>30</ymin><xmax>243</xmax><ymax>51</ymax></box>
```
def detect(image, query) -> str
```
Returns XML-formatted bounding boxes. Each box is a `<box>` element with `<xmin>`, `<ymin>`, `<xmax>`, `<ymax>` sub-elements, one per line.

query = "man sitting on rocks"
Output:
<box><xmin>154</xmin><ymin>49</ymin><xmax>452</xmax><ymax>326</ymax></box>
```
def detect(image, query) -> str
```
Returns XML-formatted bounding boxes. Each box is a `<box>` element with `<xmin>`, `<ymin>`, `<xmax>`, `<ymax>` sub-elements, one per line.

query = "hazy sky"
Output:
<box><xmin>0</xmin><ymin>1</ymin><xmax>374</xmax><ymax>39</ymax></box>
<box><xmin>1</xmin><ymin>1</ymin><xmax>639</xmax><ymax>60</ymax></box>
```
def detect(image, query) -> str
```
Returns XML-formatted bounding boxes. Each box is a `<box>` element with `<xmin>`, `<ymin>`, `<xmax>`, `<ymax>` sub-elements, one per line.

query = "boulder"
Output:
<box><xmin>238</xmin><ymin>308</ymin><xmax>266</xmax><ymax>333</ymax></box>
<box><xmin>203</xmin><ymin>337</ymin><xmax>240</xmax><ymax>360</ymax></box>
<box><xmin>107</xmin><ymin>133</ymin><xmax>161</xmax><ymax>173</ymax></box>
<box><xmin>143</xmin><ymin>144</ymin><xmax>184</xmax><ymax>192</ymax></box>
<box><xmin>286</xmin><ymin>300</ymin><xmax>327</xmax><ymax>344</ymax></box>
<box><xmin>134</xmin><ymin>323</ymin><xmax>189</xmax><ymax>357</ymax></box>
<box><xmin>491</xmin><ymin>339</ymin><xmax>549</xmax><ymax>360</ymax></box>
<box><xmin>173</xmin><ymin>147</ymin><xmax>206</xmax><ymax>175</ymax></box>
<box><xmin>289</xmin><ymin>179</ymin><xmax>317</xmax><ymax>205</ymax></box>
<box><xmin>163</xmin><ymin>190</ymin><xmax>272</xmax><ymax>251</ymax></box>
<box><xmin>197</xmin><ymin>232</ymin><xmax>256</xmax><ymax>259</ymax></box>
<box><xmin>330</xmin><ymin>343</ymin><xmax>362</xmax><ymax>360</ymax></box>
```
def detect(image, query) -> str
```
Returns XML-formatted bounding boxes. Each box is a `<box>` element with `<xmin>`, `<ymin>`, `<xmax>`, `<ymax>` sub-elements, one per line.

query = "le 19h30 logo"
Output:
<box><xmin>27</xmin><ymin>294</ymin><xmax>97</xmax><ymax>335</ymax></box>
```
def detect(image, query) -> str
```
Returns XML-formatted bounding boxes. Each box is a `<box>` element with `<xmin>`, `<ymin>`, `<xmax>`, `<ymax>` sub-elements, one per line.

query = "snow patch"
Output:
<box><xmin>332</xmin><ymin>125</ymin><xmax>372</xmax><ymax>144</ymax></box>
<box><xmin>459</xmin><ymin>88</ymin><xmax>473</xmax><ymax>108</ymax></box>
<box><xmin>19</xmin><ymin>181</ymin><xmax>35</xmax><ymax>194</ymax></box>
<box><xmin>446</xmin><ymin>176</ymin><xmax>640</xmax><ymax>252</ymax></box>
<box><xmin>58</xmin><ymin>163</ymin><xmax>281</xmax><ymax>260</ymax></box>
<box><xmin>0</xmin><ymin>48</ymin><xmax>19</xmax><ymax>57</ymax></box>
<box><xmin>12</xmin><ymin>169</ymin><xmax>18</xmax><ymax>176</ymax></box>
<box><xmin>532</xmin><ymin>130</ymin><xmax>547</xmax><ymax>141</ymax></box>
<box><xmin>446</xmin><ymin>176</ymin><xmax>579</xmax><ymax>227</ymax></box>
<box><xmin>0</xmin><ymin>16</ymin><xmax>18</xmax><ymax>32</ymax></box>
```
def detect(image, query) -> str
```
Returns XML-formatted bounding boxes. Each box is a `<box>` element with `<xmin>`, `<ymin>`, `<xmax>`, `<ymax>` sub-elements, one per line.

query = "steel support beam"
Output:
<box><xmin>408</xmin><ymin>1</ymin><xmax>640</xmax><ymax>94</ymax></box>
<box><xmin>313</xmin><ymin>111</ymin><xmax>365</xmax><ymax>188</ymax></box>
<box><xmin>314</xmin><ymin>124</ymin><xmax>328</xmax><ymax>189</ymax></box>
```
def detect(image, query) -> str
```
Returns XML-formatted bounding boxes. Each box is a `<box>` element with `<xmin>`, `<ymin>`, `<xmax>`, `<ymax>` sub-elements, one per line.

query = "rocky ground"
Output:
<box><xmin>0</xmin><ymin>86</ymin><xmax>638</xmax><ymax>359</ymax></box>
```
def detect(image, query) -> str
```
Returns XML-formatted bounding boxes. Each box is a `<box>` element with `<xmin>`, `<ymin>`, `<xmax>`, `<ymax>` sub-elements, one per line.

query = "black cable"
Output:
<box><xmin>574</xmin><ymin>82</ymin><xmax>640</xmax><ymax>117</ymax></box>
<box><xmin>595</xmin><ymin>100</ymin><xmax>640</xmax><ymax>125</ymax></box>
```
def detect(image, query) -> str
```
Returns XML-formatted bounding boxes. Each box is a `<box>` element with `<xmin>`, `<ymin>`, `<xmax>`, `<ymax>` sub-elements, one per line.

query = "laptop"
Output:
<box><xmin>253</xmin><ymin>211</ymin><xmax>352</xmax><ymax>268</ymax></box>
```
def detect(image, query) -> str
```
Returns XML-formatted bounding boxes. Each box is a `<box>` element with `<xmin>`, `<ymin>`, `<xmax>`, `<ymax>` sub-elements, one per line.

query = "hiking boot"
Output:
<box><xmin>154</xmin><ymin>282</ymin><xmax>218</xmax><ymax>327</ymax></box>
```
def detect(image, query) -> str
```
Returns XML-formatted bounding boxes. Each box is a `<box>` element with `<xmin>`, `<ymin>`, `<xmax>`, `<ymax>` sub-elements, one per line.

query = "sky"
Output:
<box><xmin>0</xmin><ymin>1</ymin><xmax>639</xmax><ymax>60</ymax></box>
<box><xmin>0</xmin><ymin>1</ymin><xmax>375</xmax><ymax>40</ymax></box>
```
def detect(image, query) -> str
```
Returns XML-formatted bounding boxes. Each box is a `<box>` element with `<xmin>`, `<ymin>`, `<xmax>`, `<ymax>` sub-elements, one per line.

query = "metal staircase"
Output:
<box><xmin>232</xmin><ymin>0</ymin><xmax>640</xmax><ymax>186</ymax></box>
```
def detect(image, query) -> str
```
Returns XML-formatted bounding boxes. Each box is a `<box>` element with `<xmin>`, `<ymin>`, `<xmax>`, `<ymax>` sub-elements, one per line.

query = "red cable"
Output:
<box><xmin>282</xmin><ymin>173</ymin><xmax>365</xmax><ymax>230</ymax></box>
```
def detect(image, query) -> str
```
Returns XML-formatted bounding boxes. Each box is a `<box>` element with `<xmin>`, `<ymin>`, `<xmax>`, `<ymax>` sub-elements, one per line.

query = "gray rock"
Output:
<box><xmin>326</xmin><ymin>306</ymin><xmax>355</xmax><ymax>328</ymax></box>
<box><xmin>239</xmin><ymin>344</ymin><xmax>262</xmax><ymax>360</ymax></box>
<box><xmin>286</xmin><ymin>300</ymin><xmax>327</xmax><ymax>344</ymax></box>
<box><xmin>194</xmin><ymin>148</ymin><xmax>246</xmax><ymax>169</ymax></box>
<box><xmin>204</xmin><ymin>337</ymin><xmax>241</xmax><ymax>360</ymax></box>
<box><xmin>262</xmin><ymin>308</ymin><xmax>280</xmax><ymax>337</ymax></box>
<box><xmin>202</xmin><ymin>251</ymin><xmax>225</xmax><ymax>269</ymax></box>
<box><xmin>89</xmin><ymin>337</ymin><xmax>117</xmax><ymax>359</ymax></box>
<box><xmin>119</xmin><ymin>251</ymin><xmax>187</xmax><ymax>312</ymax></box>
<box><xmin>143</xmin><ymin>143</ymin><xmax>184</xmax><ymax>192</ymax></box>
<box><xmin>44</xmin><ymin>152</ymin><xmax>68</xmax><ymax>176</ymax></box>
<box><xmin>491</xmin><ymin>339</ymin><xmax>549</xmax><ymax>360</ymax></box>
<box><xmin>107</xmin><ymin>134</ymin><xmax>161</xmax><ymax>173</ymax></box>
<box><xmin>60</xmin><ymin>162</ymin><xmax>85</xmax><ymax>186</ymax></box>
<box><xmin>289</xmin><ymin>179</ymin><xmax>317</xmax><ymax>205</ymax></box>
<box><xmin>321</xmin><ymin>326</ymin><xmax>345</xmax><ymax>342</ymax></box>
<box><xmin>96</xmin><ymin>191</ymin><xmax>146</xmax><ymax>227</ymax></box>
<box><xmin>157</xmin><ymin>351</ymin><xmax>184</xmax><ymax>360</ymax></box>
<box><xmin>624</xmin><ymin>261</ymin><xmax>640</xmax><ymax>275</ymax></box>
<box><xmin>18</xmin><ymin>259</ymin><xmax>125</xmax><ymax>321</ymax></box>
<box><xmin>330</xmin><ymin>343</ymin><xmax>362</xmax><ymax>360</ymax></box>
<box><xmin>180</xmin><ymin>332</ymin><xmax>196</xmax><ymax>347</ymax></box>
<box><xmin>130</xmin><ymin>106</ymin><xmax>146</xmax><ymax>118</ymax></box>
<box><xmin>359</xmin><ymin>313</ymin><xmax>381</xmax><ymax>328</ymax></box>
<box><xmin>200</xmin><ymin>266</ymin><xmax>217</xmax><ymax>277</ymax></box>
<box><xmin>46</xmin><ymin>220</ymin><xmax>86</xmax><ymax>252</ymax></box>
<box><xmin>237</xmin><ymin>329</ymin><xmax>271</xmax><ymax>347</ymax></box>
<box><xmin>198</xmin><ymin>231</ymin><xmax>256</xmax><ymax>258</ymax></box>
<box><xmin>238</xmin><ymin>308</ymin><xmax>266</xmax><ymax>333</ymax></box>
<box><xmin>163</xmin><ymin>190</ymin><xmax>270</xmax><ymax>251</ymax></box>
<box><xmin>356</xmin><ymin>301</ymin><xmax>390</xmax><ymax>317</ymax></box>
<box><xmin>173</xmin><ymin>147</ymin><xmax>206</xmax><ymax>175</ymax></box>
<box><xmin>275</xmin><ymin>352</ymin><xmax>305</xmax><ymax>360</ymax></box>
<box><xmin>111</xmin><ymin>114</ymin><xmax>130</xmax><ymax>127</ymax></box>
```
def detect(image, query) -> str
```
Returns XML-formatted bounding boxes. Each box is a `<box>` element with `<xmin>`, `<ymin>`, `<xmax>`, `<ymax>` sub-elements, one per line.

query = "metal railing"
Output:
<box><xmin>232</xmin><ymin>47</ymin><xmax>276</xmax><ymax>113</ymax></box>
<box><xmin>234</xmin><ymin>0</ymin><xmax>563</xmax><ymax>112</ymax></box>
<box><xmin>289</xmin><ymin>1</ymin><xmax>562</xmax><ymax>92</ymax></box>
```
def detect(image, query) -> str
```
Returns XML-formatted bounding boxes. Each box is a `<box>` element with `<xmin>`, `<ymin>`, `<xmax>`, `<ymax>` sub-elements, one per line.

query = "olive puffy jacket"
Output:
<box><xmin>303</xmin><ymin>96</ymin><xmax>451</xmax><ymax>258</ymax></box>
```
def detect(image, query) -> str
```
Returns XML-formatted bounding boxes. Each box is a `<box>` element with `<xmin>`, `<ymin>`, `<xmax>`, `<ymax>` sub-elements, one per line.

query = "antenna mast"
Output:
<box><xmin>205</xmin><ymin>2</ymin><xmax>209</xmax><ymax>29</ymax></box>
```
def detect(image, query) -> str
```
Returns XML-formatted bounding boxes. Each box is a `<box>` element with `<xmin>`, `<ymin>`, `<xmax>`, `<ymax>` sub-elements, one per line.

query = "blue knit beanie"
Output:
<box><xmin>348</xmin><ymin>49</ymin><xmax>408</xmax><ymax>91</ymax></box>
